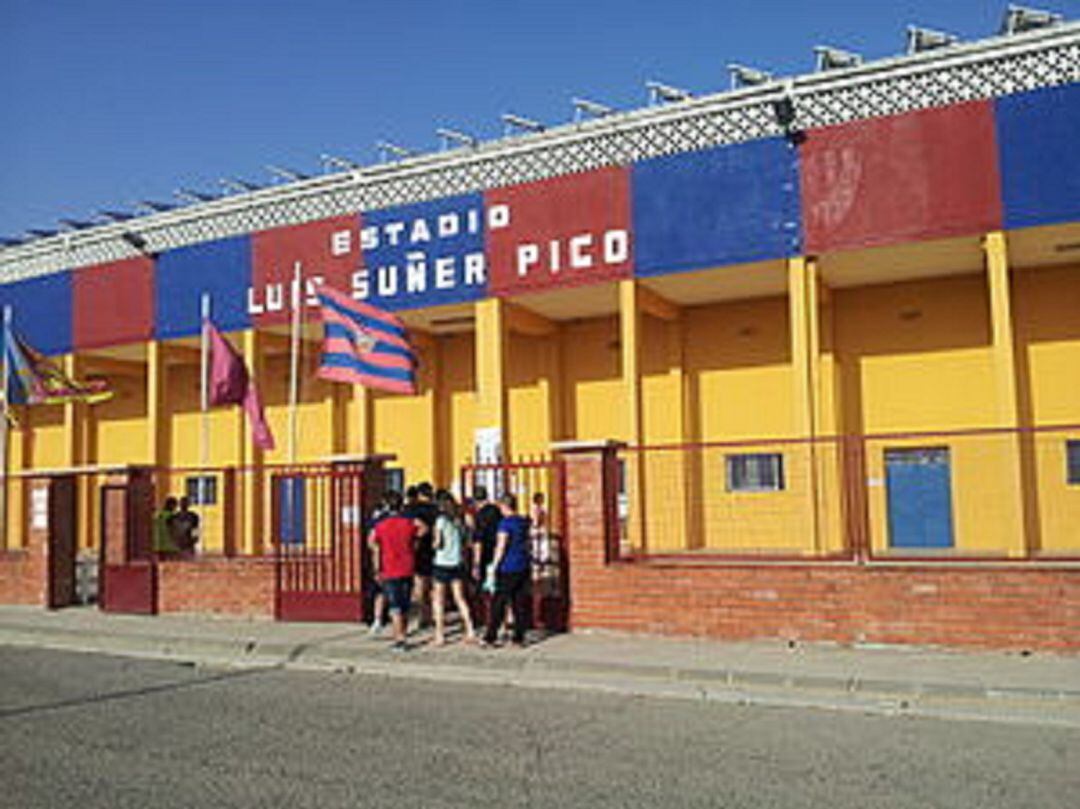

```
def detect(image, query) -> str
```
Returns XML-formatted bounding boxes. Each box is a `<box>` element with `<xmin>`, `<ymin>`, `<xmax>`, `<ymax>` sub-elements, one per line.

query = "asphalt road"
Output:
<box><xmin>1</xmin><ymin>647</ymin><xmax>1077</xmax><ymax>809</ymax></box>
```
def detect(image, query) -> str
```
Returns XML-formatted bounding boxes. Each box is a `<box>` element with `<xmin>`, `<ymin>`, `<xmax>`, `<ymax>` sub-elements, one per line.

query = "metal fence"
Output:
<box><xmin>616</xmin><ymin>425</ymin><xmax>1080</xmax><ymax>561</ymax></box>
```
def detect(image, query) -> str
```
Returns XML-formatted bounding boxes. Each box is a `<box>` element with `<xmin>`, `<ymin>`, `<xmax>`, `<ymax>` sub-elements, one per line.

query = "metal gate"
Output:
<box><xmin>273</xmin><ymin>465</ymin><xmax>369</xmax><ymax>622</ymax></box>
<box><xmin>98</xmin><ymin>470</ymin><xmax>157</xmax><ymax>614</ymax></box>
<box><xmin>459</xmin><ymin>458</ymin><xmax>569</xmax><ymax>633</ymax></box>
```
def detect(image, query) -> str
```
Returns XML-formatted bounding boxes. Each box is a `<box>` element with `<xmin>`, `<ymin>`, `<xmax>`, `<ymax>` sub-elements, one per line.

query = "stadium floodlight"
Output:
<box><xmin>174</xmin><ymin>188</ymin><xmax>219</xmax><ymax>204</ymax></box>
<box><xmin>320</xmin><ymin>153</ymin><xmax>361</xmax><ymax>172</ymax></box>
<box><xmin>120</xmin><ymin>231</ymin><xmax>149</xmax><ymax>252</ymax></box>
<box><xmin>219</xmin><ymin>178</ymin><xmax>263</xmax><ymax>193</ymax></box>
<box><xmin>97</xmin><ymin>209</ymin><xmax>136</xmax><ymax>222</ymax></box>
<box><xmin>501</xmin><ymin>113</ymin><xmax>545</xmax><ymax>136</ymax></box>
<box><xmin>59</xmin><ymin>218</ymin><xmax>96</xmax><ymax>230</ymax></box>
<box><xmin>266</xmin><ymin>164</ymin><xmax>310</xmax><ymax>182</ymax></box>
<box><xmin>134</xmin><ymin>200</ymin><xmax>177</xmax><ymax>213</ymax></box>
<box><xmin>646</xmin><ymin>80</ymin><xmax>692</xmax><ymax>104</ymax></box>
<box><xmin>437</xmin><ymin>127</ymin><xmax>479</xmax><ymax>150</ymax></box>
<box><xmin>728</xmin><ymin>64</ymin><xmax>773</xmax><ymax>89</ymax></box>
<box><xmin>906</xmin><ymin>26</ymin><xmax>959</xmax><ymax>53</ymax></box>
<box><xmin>1001</xmin><ymin>4</ymin><xmax>1063</xmax><ymax>34</ymax></box>
<box><xmin>376</xmin><ymin>141</ymin><xmax>415</xmax><ymax>162</ymax></box>
<box><xmin>814</xmin><ymin>45</ymin><xmax>863</xmax><ymax>72</ymax></box>
<box><xmin>25</xmin><ymin>228</ymin><xmax>59</xmax><ymax>238</ymax></box>
<box><xmin>571</xmin><ymin>97</ymin><xmax>615</xmax><ymax>122</ymax></box>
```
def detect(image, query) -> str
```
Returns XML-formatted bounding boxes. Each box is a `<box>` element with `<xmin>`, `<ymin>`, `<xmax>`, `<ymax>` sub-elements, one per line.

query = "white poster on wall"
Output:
<box><xmin>31</xmin><ymin>488</ymin><xmax>48</xmax><ymax>530</ymax></box>
<box><xmin>472</xmin><ymin>426</ymin><xmax>504</xmax><ymax>497</ymax></box>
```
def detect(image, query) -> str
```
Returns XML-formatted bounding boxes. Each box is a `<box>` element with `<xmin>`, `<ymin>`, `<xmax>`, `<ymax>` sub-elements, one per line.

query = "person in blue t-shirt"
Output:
<box><xmin>482</xmin><ymin>493</ymin><xmax>532</xmax><ymax>647</ymax></box>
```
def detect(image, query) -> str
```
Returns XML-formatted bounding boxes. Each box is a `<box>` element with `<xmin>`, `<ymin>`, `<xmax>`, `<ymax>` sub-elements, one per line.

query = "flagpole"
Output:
<box><xmin>199</xmin><ymin>293</ymin><xmax>211</xmax><ymax>507</ymax></box>
<box><xmin>288</xmin><ymin>261</ymin><xmax>302</xmax><ymax>465</ymax></box>
<box><xmin>0</xmin><ymin>305</ymin><xmax>11</xmax><ymax>549</ymax></box>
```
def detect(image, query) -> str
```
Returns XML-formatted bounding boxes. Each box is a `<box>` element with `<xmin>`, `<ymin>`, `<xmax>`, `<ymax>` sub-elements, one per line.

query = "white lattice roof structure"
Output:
<box><xmin>1</xmin><ymin>21</ymin><xmax>1077</xmax><ymax>283</ymax></box>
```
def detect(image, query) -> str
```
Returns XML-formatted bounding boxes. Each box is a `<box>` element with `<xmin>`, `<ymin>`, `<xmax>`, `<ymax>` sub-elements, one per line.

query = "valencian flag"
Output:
<box><xmin>4</xmin><ymin>325</ymin><xmax>112</xmax><ymax>406</ymax></box>
<box><xmin>315</xmin><ymin>286</ymin><xmax>417</xmax><ymax>394</ymax></box>
<box><xmin>205</xmin><ymin>320</ymin><xmax>275</xmax><ymax>450</ymax></box>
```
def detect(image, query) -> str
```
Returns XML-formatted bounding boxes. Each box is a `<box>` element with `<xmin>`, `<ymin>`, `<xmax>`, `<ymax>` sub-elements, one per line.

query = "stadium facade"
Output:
<box><xmin>1</xmin><ymin>20</ymin><xmax>1078</xmax><ymax>647</ymax></box>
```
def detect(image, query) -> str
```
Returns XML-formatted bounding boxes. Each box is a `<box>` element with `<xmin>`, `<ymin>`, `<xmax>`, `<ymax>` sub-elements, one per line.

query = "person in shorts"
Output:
<box><xmin>431</xmin><ymin>489</ymin><xmax>476</xmax><ymax>645</ymax></box>
<box><xmin>368</xmin><ymin>490</ymin><xmax>421</xmax><ymax>651</ymax></box>
<box><xmin>366</xmin><ymin>495</ymin><xmax>392</xmax><ymax>635</ymax></box>
<box><xmin>404</xmin><ymin>482</ymin><xmax>439</xmax><ymax>628</ymax></box>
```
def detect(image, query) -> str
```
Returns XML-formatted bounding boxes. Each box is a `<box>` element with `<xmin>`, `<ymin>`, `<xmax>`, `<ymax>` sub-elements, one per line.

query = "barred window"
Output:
<box><xmin>1068</xmin><ymin>441</ymin><xmax>1080</xmax><ymax>486</ymax></box>
<box><xmin>184</xmin><ymin>476</ymin><xmax>217</xmax><ymax>506</ymax></box>
<box><xmin>726</xmin><ymin>453</ymin><xmax>785</xmax><ymax>492</ymax></box>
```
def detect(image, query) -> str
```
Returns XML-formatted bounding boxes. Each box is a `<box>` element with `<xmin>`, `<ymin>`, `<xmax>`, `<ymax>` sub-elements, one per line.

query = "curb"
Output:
<box><xmin>3</xmin><ymin>622</ymin><xmax>1080</xmax><ymax>728</ymax></box>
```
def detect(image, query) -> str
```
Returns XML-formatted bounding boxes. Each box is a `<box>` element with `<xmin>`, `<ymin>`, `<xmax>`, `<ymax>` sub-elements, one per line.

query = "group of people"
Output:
<box><xmin>366</xmin><ymin>482</ymin><xmax>547</xmax><ymax>651</ymax></box>
<box><xmin>152</xmin><ymin>497</ymin><xmax>201</xmax><ymax>557</ymax></box>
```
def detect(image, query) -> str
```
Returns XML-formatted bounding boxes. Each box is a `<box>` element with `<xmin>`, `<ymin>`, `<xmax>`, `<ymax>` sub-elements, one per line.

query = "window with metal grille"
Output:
<box><xmin>184</xmin><ymin>475</ymin><xmax>217</xmax><ymax>506</ymax></box>
<box><xmin>384</xmin><ymin>467</ymin><xmax>405</xmax><ymax>495</ymax></box>
<box><xmin>1068</xmin><ymin>441</ymin><xmax>1080</xmax><ymax>486</ymax></box>
<box><xmin>726</xmin><ymin>453</ymin><xmax>785</xmax><ymax>492</ymax></box>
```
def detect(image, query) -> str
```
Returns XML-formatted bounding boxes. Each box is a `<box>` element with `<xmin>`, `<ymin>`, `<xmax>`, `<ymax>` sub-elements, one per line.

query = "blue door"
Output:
<box><xmin>277</xmin><ymin>477</ymin><xmax>307</xmax><ymax>546</ymax></box>
<box><xmin>885</xmin><ymin>447</ymin><xmax>954</xmax><ymax>549</ymax></box>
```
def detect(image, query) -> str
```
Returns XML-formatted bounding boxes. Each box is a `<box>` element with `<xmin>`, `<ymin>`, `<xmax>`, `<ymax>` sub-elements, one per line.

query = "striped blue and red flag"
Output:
<box><xmin>316</xmin><ymin>286</ymin><xmax>417</xmax><ymax>395</ymax></box>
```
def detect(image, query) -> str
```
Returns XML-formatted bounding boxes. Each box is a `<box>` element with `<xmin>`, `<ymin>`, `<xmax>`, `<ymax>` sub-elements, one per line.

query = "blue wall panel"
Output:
<box><xmin>632</xmin><ymin>138</ymin><xmax>801</xmax><ymax>277</ymax></box>
<box><xmin>996</xmin><ymin>82</ymin><xmax>1080</xmax><ymax>229</ymax></box>
<box><xmin>360</xmin><ymin>193</ymin><xmax>487</xmax><ymax>311</ymax></box>
<box><xmin>155</xmin><ymin>236</ymin><xmax>252</xmax><ymax>338</ymax></box>
<box><xmin>0</xmin><ymin>271</ymin><xmax>73</xmax><ymax>355</ymax></box>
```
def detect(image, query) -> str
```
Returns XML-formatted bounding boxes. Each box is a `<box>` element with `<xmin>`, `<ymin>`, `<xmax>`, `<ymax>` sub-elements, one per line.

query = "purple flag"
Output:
<box><xmin>206</xmin><ymin>320</ymin><xmax>275</xmax><ymax>451</ymax></box>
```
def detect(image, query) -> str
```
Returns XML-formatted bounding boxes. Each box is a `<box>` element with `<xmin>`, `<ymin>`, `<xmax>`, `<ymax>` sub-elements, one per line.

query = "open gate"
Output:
<box><xmin>98</xmin><ymin>468</ymin><xmax>157</xmax><ymax>614</ymax></box>
<box><xmin>273</xmin><ymin>464</ymin><xmax>371</xmax><ymax>622</ymax></box>
<box><xmin>460</xmin><ymin>458</ymin><xmax>569</xmax><ymax>633</ymax></box>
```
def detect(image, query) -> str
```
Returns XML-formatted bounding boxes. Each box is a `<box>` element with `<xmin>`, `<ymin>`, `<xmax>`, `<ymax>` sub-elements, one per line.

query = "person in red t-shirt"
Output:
<box><xmin>368</xmin><ymin>490</ymin><xmax>423</xmax><ymax>650</ymax></box>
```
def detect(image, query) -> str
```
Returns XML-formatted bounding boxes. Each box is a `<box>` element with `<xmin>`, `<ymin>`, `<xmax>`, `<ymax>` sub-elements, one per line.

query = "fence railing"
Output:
<box><xmin>616</xmin><ymin>425</ymin><xmax>1080</xmax><ymax>562</ymax></box>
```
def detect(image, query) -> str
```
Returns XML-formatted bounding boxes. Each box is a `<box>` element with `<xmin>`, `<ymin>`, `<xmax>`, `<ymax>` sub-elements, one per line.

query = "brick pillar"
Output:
<box><xmin>552</xmin><ymin>440</ymin><xmax>623</xmax><ymax>629</ymax></box>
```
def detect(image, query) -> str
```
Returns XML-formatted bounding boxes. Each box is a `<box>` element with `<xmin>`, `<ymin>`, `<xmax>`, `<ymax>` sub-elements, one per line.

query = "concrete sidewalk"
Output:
<box><xmin>1</xmin><ymin>605</ymin><xmax>1078</xmax><ymax>727</ymax></box>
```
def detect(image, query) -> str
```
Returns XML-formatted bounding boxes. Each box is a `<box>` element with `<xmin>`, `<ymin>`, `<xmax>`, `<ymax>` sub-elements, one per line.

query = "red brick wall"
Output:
<box><xmin>561</xmin><ymin>447</ymin><xmax>1080</xmax><ymax>652</ymax></box>
<box><xmin>157</xmin><ymin>557</ymin><xmax>276</xmax><ymax>618</ymax></box>
<box><xmin>0</xmin><ymin>552</ymin><xmax>41</xmax><ymax>605</ymax></box>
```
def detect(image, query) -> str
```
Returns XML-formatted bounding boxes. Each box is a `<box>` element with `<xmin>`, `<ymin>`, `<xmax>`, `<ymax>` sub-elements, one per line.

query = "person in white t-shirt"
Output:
<box><xmin>431</xmin><ymin>489</ymin><xmax>477</xmax><ymax>646</ymax></box>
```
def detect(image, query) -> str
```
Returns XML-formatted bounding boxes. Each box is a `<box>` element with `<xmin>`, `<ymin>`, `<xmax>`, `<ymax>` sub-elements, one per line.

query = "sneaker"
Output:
<box><xmin>390</xmin><ymin>640</ymin><xmax>408</xmax><ymax>653</ymax></box>
<box><xmin>368</xmin><ymin>622</ymin><xmax>384</xmax><ymax>637</ymax></box>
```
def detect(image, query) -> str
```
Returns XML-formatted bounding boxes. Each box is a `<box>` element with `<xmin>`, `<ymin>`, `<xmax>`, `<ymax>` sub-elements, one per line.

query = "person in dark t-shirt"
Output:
<box><xmin>470</xmin><ymin>485</ymin><xmax>502</xmax><ymax>585</ymax></box>
<box><xmin>404</xmin><ymin>482</ymin><xmax>438</xmax><ymax>628</ymax></box>
<box><xmin>168</xmin><ymin>497</ymin><xmax>200</xmax><ymax>556</ymax></box>
<box><xmin>482</xmin><ymin>493</ymin><xmax>532</xmax><ymax>647</ymax></box>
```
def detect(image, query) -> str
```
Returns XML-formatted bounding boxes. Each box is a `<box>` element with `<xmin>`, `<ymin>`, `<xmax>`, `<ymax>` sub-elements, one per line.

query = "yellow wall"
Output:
<box><xmin>834</xmin><ymin>276</ymin><xmax>999</xmax><ymax>433</ymax></box>
<box><xmin>372</xmin><ymin>340</ymin><xmax>438</xmax><ymax>486</ymax></box>
<box><xmin>1014</xmin><ymin>264</ymin><xmax>1080</xmax><ymax>554</ymax></box>
<box><xmin>439</xmin><ymin>332</ymin><xmax>476</xmax><ymax>481</ymax></box>
<box><xmin>5</xmin><ymin>257</ymin><xmax>1078</xmax><ymax>559</ymax></box>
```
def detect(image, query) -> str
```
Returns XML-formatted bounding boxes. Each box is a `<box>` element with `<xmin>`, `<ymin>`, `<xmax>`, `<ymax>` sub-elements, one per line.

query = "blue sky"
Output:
<box><xmin>0</xmin><ymin>0</ymin><xmax>1067</xmax><ymax>237</ymax></box>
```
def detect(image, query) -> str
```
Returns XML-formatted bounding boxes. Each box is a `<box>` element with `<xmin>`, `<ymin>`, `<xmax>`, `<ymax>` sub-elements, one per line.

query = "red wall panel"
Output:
<box><xmin>486</xmin><ymin>167</ymin><xmax>632</xmax><ymax>296</ymax></box>
<box><xmin>250</xmin><ymin>215</ymin><xmax>361</xmax><ymax>327</ymax></box>
<box><xmin>801</xmin><ymin>101</ymin><xmax>1003</xmax><ymax>253</ymax></box>
<box><xmin>73</xmin><ymin>257</ymin><xmax>154</xmax><ymax>350</ymax></box>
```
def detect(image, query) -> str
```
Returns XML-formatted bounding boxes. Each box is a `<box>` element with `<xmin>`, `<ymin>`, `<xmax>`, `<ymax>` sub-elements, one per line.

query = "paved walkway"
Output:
<box><xmin>1</xmin><ymin>605</ymin><xmax>1077</xmax><ymax>727</ymax></box>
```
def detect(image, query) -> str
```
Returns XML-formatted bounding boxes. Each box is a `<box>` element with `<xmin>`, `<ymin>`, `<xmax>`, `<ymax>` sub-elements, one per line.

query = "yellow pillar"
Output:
<box><xmin>353</xmin><ymin>385</ymin><xmax>373</xmax><ymax>457</ymax></box>
<box><xmin>618</xmin><ymin>280</ymin><xmax>645</xmax><ymax>551</ymax></box>
<box><xmin>4</xmin><ymin>409</ymin><xmax>27</xmax><ymax>549</ymax></box>
<box><xmin>984</xmin><ymin>231</ymin><xmax>1027</xmax><ymax>556</ymax></box>
<box><xmin>427</xmin><ymin>337</ymin><xmax>445</xmax><ymax>485</ymax></box>
<box><xmin>788</xmin><ymin>257</ymin><xmax>822</xmax><ymax>552</ymax></box>
<box><xmin>475</xmin><ymin>298</ymin><xmax>508</xmax><ymax>462</ymax></box>
<box><xmin>62</xmin><ymin>355</ymin><xmax>92</xmax><ymax>551</ymax></box>
<box><xmin>145</xmin><ymin>340</ymin><xmax>168</xmax><ymax>533</ymax></box>
<box><xmin>241</xmin><ymin>330</ymin><xmax>265</xmax><ymax>555</ymax></box>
